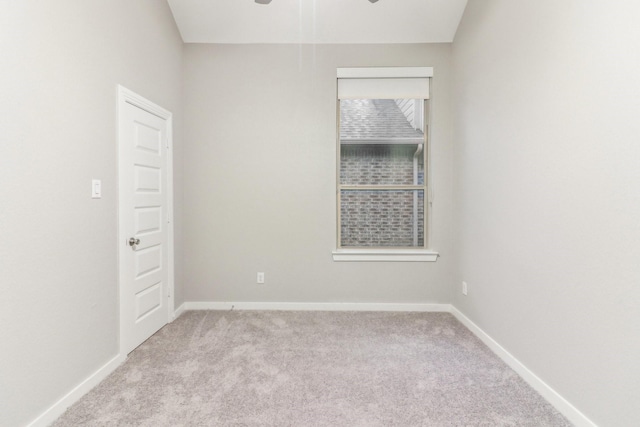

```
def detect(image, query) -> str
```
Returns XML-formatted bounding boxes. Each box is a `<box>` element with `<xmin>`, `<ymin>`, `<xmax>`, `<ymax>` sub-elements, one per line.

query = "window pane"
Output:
<box><xmin>340</xmin><ymin>99</ymin><xmax>425</xmax><ymax>186</ymax></box>
<box><xmin>340</xmin><ymin>99</ymin><xmax>424</xmax><ymax>140</ymax></box>
<box><xmin>340</xmin><ymin>190</ymin><xmax>424</xmax><ymax>247</ymax></box>
<box><xmin>340</xmin><ymin>144</ymin><xmax>424</xmax><ymax>186</ymax></box>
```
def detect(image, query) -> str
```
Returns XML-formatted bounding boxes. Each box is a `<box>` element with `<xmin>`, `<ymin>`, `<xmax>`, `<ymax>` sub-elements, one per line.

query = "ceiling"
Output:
<box><xmin>167</xmin><ymin>0</ymin><xmax>468</xmax><ymax>44</ymax></box>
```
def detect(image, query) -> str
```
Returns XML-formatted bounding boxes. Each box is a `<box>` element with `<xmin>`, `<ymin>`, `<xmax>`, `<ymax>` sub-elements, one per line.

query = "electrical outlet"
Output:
<box><xmin>462</xmin><ymin>281</ymin><xmax>468</xmax><ymax>296</ymax></box>
<box><xmin>257</xmin><ymin>272</ymin><xmax>265</xmax><ymax>284</ymax></box>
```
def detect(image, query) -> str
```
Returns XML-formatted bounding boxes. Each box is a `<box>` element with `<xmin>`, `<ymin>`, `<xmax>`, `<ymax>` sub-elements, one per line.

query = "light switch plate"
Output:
<box><xmin>92</xmin><ymin>179</ymin><xmax>101</xmax><ymax>198</ymax></box>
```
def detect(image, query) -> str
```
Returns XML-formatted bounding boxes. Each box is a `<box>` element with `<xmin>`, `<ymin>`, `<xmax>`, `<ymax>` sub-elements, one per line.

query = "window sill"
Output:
<box><xmin>332</xmin><ymin>249</ymin><xmax>439</xmax><ymax>262</ymax></box>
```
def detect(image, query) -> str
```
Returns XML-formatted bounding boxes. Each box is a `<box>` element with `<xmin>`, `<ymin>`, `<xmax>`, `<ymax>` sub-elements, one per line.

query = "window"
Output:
<box><xmin>333</xmin><ymin>68</ymin><xmax>438</xmax><ymax>262</ymax></box>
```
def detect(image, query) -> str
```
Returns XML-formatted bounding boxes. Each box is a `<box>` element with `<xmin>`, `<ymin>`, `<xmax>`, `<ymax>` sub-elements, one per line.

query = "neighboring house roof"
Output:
<box><xmin>340</xmin><ymin>99</ymin><xmax>424</xmax><ymax>142</ymax></box>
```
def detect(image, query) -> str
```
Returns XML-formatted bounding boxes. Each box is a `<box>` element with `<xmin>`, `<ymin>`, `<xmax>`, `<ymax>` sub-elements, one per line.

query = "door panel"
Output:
<box><xmin>134</xmin><ymin>245</ymin><xmax>162</xmax><ymax>278</ymax></box>
<box><xmin>135</xmin><ymin>282</ymin><xmax>162</xmax><ymax>321</ymax></box>
<box><xmin>134</xmin><ymin>207</ymin><xmax>162</xmax><ymax>235</ymax></box>
<box><xmin>134</xmin><ymin>165</ymin><xmax>161</xmax><ymax>192</ymax></box>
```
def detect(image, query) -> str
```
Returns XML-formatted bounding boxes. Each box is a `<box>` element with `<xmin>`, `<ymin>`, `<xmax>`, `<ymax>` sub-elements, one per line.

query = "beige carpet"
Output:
<box><xmin>53</xmin><ymin>311</ymin><xmax>571</xmax><ymax>426</ymax></box>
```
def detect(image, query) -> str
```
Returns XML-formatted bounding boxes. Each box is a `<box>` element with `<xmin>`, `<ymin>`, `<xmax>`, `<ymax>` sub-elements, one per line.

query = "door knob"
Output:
<box><xmin>128</xmin><ymin>237</ymin><xmax>140</xmax><ymax>247</ymax></box>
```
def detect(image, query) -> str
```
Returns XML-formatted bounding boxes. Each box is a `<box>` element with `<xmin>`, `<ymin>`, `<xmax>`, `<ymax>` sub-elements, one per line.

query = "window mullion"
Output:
<box><xmin>339</xmin><ymin>185</ymin><xmax>426</xmax><ymax>191</ymax></box>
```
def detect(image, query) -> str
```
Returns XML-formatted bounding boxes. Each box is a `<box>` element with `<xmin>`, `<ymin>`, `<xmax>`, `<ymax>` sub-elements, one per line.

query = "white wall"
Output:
<box><xmin>452</xmin><ymin>1</ymin><xmax>640</xmax><ymax>425</ymax></box>
<box><xmin>0</xmin><ymin>2</ymin><xmax>183</xmax><ymax>426</ymax></box>
<box><xmin>182</xmin><ymin>44</ymin><xmax>454</xmax><ymax>304</ymax></box>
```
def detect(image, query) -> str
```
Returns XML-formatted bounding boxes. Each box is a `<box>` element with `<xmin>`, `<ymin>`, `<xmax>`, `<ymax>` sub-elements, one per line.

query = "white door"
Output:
<box><xmin>118</xmin><ymin>88</ymin><xmax>172</xmax><ymax>355</ymax></box>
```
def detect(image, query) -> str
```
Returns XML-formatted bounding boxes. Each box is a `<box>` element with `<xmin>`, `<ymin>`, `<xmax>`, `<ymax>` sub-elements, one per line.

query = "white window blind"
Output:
<box><xmin>337</xmin><ymin>67</ymin><xmax>432</xmax><ymax>100</ymax></box>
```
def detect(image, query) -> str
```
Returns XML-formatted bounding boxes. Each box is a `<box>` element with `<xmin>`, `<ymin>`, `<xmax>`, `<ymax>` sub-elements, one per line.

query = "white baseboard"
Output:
<box><xmin>183</xmin><ymin>301</ymin><xmax>452</xmax><ymax>312</ymax></box>
<box><xmin>27</xmin><ymin>353</ymin><xmax>125</xmax><ymax>427</ymax></box>
<box><xmin>450</xmin><ymin>307</ymin><xmax>597</xmax><ymax>427</ymax></box>
<box><xmin>172</xmin><ymin>302</ymin><xmax>186</xmax><ymax>321</ymax></box>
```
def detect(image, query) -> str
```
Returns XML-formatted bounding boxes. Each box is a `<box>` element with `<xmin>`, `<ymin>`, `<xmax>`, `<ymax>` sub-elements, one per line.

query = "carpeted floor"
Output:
<box><xmin>53</xmin><ymin>311</ymin><xmax>571</xmax><ymax>426</ymax></box>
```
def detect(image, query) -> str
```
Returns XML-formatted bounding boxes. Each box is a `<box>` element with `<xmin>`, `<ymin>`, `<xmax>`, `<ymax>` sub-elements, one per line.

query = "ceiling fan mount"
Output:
<box><xmin>255</xmin><ymin>0</ymin><xmax>379</xmax><ymax>3</ymax></box>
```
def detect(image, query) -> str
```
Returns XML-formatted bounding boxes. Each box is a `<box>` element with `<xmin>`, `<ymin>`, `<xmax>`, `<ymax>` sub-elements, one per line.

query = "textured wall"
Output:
<box><xmin>182</xmin><ymin>43</ymin><xmax>454</xmax><ymax>303</ymax></box>
<box><xmin>452</xmin><ymin>1</ymin><xmax>640</xmax><ymax>425</ymax></box>
<box><xmin>0</xmin><ymin>2</ymin><xmax>183</xmax><ymax>426</ymax></box>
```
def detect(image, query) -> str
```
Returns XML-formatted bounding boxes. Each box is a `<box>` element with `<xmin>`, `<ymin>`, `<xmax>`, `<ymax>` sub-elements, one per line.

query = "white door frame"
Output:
<box><xmin>117</xmin><ymin>85</ymin><xmax>175</xmax><ymax>356</ymax></box>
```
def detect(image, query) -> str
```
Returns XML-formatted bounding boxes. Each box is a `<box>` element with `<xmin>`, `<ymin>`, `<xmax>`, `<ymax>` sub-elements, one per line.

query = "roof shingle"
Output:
<box><xmin>340</xmin><ymin>99</ymin><xmax>424</xmax><ymax>140</ymax></box>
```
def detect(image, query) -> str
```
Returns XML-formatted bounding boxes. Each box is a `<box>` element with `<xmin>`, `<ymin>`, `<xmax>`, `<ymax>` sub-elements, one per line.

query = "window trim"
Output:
<box><xmin>332</xmin><ymin>249</ymin><xmax>439</xmax><ymax>262</ymax></box>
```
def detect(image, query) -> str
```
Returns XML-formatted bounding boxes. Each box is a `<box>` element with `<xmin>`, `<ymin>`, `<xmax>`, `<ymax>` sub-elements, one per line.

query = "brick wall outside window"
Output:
<box><xmin>340</xmin><ymin>145</ymin><xmax>424</xmax><ymax>247</ymax></box>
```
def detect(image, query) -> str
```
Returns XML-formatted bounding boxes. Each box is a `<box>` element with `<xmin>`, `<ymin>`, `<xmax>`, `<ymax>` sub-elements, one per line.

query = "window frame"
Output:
<box><xmin>332</xmin><ymin>67</ymin><xmax>438</xmax><ymax>262</ymax></box>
